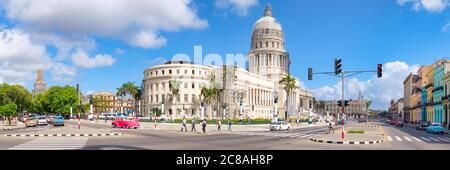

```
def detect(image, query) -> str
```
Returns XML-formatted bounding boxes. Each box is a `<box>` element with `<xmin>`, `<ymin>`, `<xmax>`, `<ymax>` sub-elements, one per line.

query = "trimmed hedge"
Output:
<box><xmin>347</xmin><ymin>130</ymin><xmax>365</xmax><ymax>134</ymax></box>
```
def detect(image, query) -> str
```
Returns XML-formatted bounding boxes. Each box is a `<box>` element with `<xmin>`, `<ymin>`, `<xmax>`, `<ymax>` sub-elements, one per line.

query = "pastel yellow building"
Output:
<box><xmin>425</xmin><ymin>65</ymin><xmax>435</xmax><ymax>122</ymax></box>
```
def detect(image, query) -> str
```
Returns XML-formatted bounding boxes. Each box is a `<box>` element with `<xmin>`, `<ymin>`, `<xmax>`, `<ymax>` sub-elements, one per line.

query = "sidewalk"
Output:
<box><xmin>0</xmin><ymin>123</ymin><xmax>26</xmax><ymax>131</ymax></box>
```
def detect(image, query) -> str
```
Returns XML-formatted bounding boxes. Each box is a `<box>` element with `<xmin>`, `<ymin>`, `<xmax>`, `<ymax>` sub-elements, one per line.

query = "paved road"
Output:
<box><xmin>1</xmin><ymin>120</ymin><xmax>449</xmax><ymax>150</ymax></box>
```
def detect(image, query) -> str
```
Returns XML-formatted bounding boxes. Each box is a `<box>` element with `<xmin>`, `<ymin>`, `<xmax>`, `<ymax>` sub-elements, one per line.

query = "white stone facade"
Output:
<box><xmin>142</xmin><ymin>6</ymin><xmax>314</xmax><ymax>120</ymax></box>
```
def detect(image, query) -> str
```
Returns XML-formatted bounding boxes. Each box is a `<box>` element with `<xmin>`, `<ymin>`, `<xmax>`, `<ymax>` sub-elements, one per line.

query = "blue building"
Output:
<box><xmin>434</xmin><ymin>64</ymin><xmax>444</xmax><ymax>123</ymax></box>
<box><xmin>421</xmin><ymin>87</ymin><xmax>427</xmax><ymax>122</ymax></box>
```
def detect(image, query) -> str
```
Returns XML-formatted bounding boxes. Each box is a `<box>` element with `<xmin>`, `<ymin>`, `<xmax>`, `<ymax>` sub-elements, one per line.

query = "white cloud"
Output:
<box><xmin>86</xmin><ymin>90</ymin><xmax>95</xmax><ymax>95</ymax></box>
<box><xmin>71</xmin><ymin>49</ymin><xmax>116</xmax><ymax>69</ymax></box>
<box><xmin>145</xmin><ymin>57</ymin><xmax>167</xmax><ymax>67</ymax></box>
<box><xmin>312</xmin><ymin>61</ymin><xmax>419</xmax><ymax>110</ymax></box>
<box><xmin>215</xmin><ymin>0</ymin><xmax>259</xmax><ymax>16</ymax></box>
<box><xmin>397</xmin><ymin>0</ymin><xmax>449</xmax><ymax>13</ymax></box>
<box><xmin>1</xmin><ymin>0</ymin><xmax>208</xmax><ymax>49</ymax></box>
<box><xmin>50</xmin><ymin>63</ymin><xmax>77</xmax><ymax>82</ymax></box>
<box><xmin>442</xmin><ymin>20</ymin><xmax>450</xmax><ymax>32</ymax></box>
<box><xmin>115</xmin><ymin>48</ymin><xmax>126</xmax><ymax>55</ymax></box>
<box><xmin>0</xmin><ymin>29</ymin><xmax>52</xmax><ymax>84</ymax></box>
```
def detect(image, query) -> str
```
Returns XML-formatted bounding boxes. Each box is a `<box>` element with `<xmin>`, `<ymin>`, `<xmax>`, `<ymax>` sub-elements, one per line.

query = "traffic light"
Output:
<box><xmin>335</xmin><ymin>59</ymin><xmax>342</xmax><ymax>75</ymax></box>
<box><xmin>337</xmin><ymin>100</ymin><xmax>350</xmax><ymax>107</ymax></box>
<box><xmin>308</xmin><ymin>68</ymin><xmax>313</xmax><ymax>80</ymax></box>
<box><xmin>344</xmin><ymin>100</ymin><xmax>349</xmax><ymax>107</ymax></box>
<box><xmin>337</xmin><ymin>100</ymin><xmax>343</xmax><ymax>107</ymax></box>
<box><xmin>377</xmin><ymin>64</ymin><xmax>383</xmax><ymax>78</ymax></box>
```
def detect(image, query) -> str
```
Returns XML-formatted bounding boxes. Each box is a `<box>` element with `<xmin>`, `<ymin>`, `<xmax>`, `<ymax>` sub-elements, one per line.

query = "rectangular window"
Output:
<box><xmin>156</xmin><ymin>71</ymin><xmax>158</xmax><ymax>75</ymax></box>
<box><xmin>184</xmin><ymin>83</ymin><xmax>188</xmax><ymax>89</ymax></box>
<box><xmin>185</xmin><ymin>70</ymin><xmax>188</xmax><ymax>74</ymax></box>
<box><xmin>156</xmin><ymin>95</ymin><xmax>159</xmax><ymax>103</ymax></box>
<box><xmin>177</xmin><ymin>95</ymin><xmax>181</xmax><ymax>102</ymax></box>
<box><xmin>184</xmin><ymin>94</ymin><xmax>188</xmax><ymax>102</ymax></box>
<box><xmin>192</xmin><ymin>94</ymin><xmax>196</xmax><ymax>102</ymax></box>
<box><xmin>169</xmin><ymin>70</ymin><xmax>172</xmax><ymax>74</ymax></box>
<box><xmin>192</xmin><ymin>70</ymin><xmax>195</xmax><ymax>75</ymax></box>
<box><xmin>162</xmin><ymin>70</ymin><xmax>165</xmax><ymax>75</ymax></box>
<box><xmin>192</xmin><ymin>83</ymin><xmax>195</xmax><ymax>89</ymax></box>
<box><xmin>161</xmin><ymin>94</ymin><xmax>165</xmax><ymax>103</ymax></box>
<box><xmin>177</xmin><ymin>69</ymin><xmax>180</xmax><ymax>74</ymax></box>
<box><xmin>150</xmin><ymin>96</ymin><xmax>153</xmax><ymax>103</ymax></box>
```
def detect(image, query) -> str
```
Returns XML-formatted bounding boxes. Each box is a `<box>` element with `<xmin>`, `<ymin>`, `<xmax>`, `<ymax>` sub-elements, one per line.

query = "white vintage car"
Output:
<box><xmin>270</xmin><ymin>121</ymin><xmax>291</xmax><ymax>131</ymax></box>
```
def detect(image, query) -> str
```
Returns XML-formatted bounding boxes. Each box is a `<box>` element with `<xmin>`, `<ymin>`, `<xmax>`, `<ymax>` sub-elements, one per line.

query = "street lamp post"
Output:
<box><xmin>222</xmin><ymin>103</ymin><xmax>228</xmax><ymax>120</ymax></box>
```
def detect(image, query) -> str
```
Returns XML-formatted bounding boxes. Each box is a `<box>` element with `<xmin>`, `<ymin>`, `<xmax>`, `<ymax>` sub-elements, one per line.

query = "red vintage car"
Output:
<box><xmin>112</xmin><ymin>117</ymin><xmax>140</xmax><ymax>129</ymax></box>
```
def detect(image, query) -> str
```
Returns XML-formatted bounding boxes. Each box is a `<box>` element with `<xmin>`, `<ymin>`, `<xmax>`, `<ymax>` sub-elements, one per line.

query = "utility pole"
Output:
<box><xmin>77</xmin><ymin>84</ymin><xmax>81</xmax><ymax>129</ymax></box>
<box><xmin>308</xmin><ymin>59</ymin><xmax>383</xmax><ymax>140</ymax></box>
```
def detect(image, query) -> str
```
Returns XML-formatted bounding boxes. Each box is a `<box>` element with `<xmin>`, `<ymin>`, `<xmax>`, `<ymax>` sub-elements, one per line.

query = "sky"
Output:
<box><xmin>1</xmin><ymin>0</ymin><xmax>450</xmax><ymax>110</ymax></box>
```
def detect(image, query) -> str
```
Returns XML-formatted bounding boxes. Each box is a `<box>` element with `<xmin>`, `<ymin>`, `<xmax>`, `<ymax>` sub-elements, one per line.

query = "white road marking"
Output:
<box><xmin>419</xmin><ymin>137</ymin><xmax>431</xmax><ymax>142</ymax></box>
<box><xmin>9</xmin><ymin>137</ymin><xmax>88</xmax><ymax>150</ymax></box>
<box><xmin>411</xmin><ymin>137</ymin><xmax>423</xmax><ymax>142</ymax></box>
<box><xmin>403</xmin><ymin>136</ymin><xmax>413</xmax><ymax>142</ymax></box>
<box><xmin>394</xmin><ymin>136</ymin><xmax>402</xmax><ymax>141</ymax></box>
<box><xmin>436</xmin><ymin>137</ymin><xmax>449</xmax><ymax>142</ymax></box>
<box><xmin>428</xmin><ymin>137</ymin><xmax>440</xmax><ymax>142</ymax></box>
<box><xmin>387</xmin><ymin>136</ymin><xmax>393</xmax><ymax>141</ymax></box>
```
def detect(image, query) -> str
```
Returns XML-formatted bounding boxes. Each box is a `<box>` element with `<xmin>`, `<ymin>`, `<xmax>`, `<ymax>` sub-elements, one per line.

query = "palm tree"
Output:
<box><xmin>279</xmin><ymin>74</ymin><xmax>298</xmax><ymax>121</ymax></box>
<box><xmin>168</xmin><ymin>80</ymin><xmax>181</xmax><ymax>119</ymax></box>
<box><xmin>201</xmin><ymin>86</ymin><xmax>215</xmax><ymax>119</ymax></box>
<box><xmin>116</xmin><ymin>82</ymin><xmax>140</xmax><ymax>116</ymax></box>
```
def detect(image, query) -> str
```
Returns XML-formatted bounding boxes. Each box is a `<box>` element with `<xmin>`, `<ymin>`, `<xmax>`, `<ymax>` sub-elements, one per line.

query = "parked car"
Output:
<box><xmin>389</xmin><ymin>120</ymin><xmax>397</xmax><ymax>125</ymax></box>
<box><xmin>416</xmin><ymin>122</ymin><xmax>429</xmax><ymax>131</ymax></box>
<box><xmin>395</xmin><ymin>120</ymin><xmax>404</xmax><ymax>127</ymax></box>
<box><xmin>53</xmin><ymin>116</ymin><xmax>65</xmax><ymax>126</ymax></box>
<box><xmin>25</xmin><ymin>117</ymin><xmax>38</xmax><ymax>127</ymax></box>
<box><xmin>270</xmin><ymin>121</ymin><xmax>291</xmax><ymax>131</ymax></box>
<box><xmin>36</xmin><ymin>116</ymin><xmax>48</xmax><ymax>126</ymax></box>
<box><xmin>426</xmin><ymin>123</ymin><xmax>448</xmax><ymax>135</ymax></box>
<box><xmin>112</xmin><ymin>117</ymin><xmax>140</xmax><ymax>129</ymax></box>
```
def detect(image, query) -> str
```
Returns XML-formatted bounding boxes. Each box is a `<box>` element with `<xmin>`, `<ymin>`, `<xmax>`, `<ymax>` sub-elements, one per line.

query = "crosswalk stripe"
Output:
<box><xmin>411</xmin><ymin>137</ymin><xmax>423</xmax><ymax>142</ymax></box>
<box><xmin>428</xmin><ymin>137</ymin><xmax>440</xmax><ymax>142</ymax></box>
<box><xmin>9</xmin><ymin>137</ymin><xmax>88</xmax><ymax>150</ymax></box>
<box><xmin>403</xmin><ymin>136</ymin><xmax>413</xmax><ymax>141</ymax></box>
<box><xmin>419</xmin><ymin>137</ymin><xmax>431</xmax><ymax>142</ymax></box>
<box><xmin>394</xmin><ymin>136</ymin><xmax>402</xmax><ymax>141</ymax></box>
<box><xmin>297</xmin><ymin>134</ymin><xmax>313</xmax><ymax>138</ymax></box>
<box><xmin>436</xmin><ymin>137</ymin><xmax>449</xmax><ymax>142</ymax></box>
<box><xmin>387</xmin><ymin>136</ymin><xmax>393</xmax><ymax>141</ymax></box>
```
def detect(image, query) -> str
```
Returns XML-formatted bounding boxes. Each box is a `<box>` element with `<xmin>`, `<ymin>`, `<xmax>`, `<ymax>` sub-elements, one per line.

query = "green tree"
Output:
<box><xmin>0</xmin><ymin>83</ymin><xmax>32</xmax><ymax>113</ymax></box>
<box><xmin>29</xmin><ymin>86</ymin><xmax>78</xmax><ymax>116</ymax></box>
<box><xmin>0</xmin><ymin>102</ymin><xmax>18</xmax><ymax>125</ymax></box>
<box><xmin>279</xmin><ymin>74</ymin><xmax>298</xmax><ymax>120</ymax></box>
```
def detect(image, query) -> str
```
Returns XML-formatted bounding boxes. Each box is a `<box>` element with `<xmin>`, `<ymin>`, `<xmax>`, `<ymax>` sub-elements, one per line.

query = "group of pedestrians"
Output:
<box><xmin>180</xmin><ymin>117</ymin><xmax>233</xmax><ymax>134</ymax></box>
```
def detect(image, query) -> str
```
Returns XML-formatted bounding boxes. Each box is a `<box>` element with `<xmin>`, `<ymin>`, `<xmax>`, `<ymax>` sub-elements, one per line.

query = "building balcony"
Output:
<box><xmin>433</xmin><ymin>86</ymin><xmax>443</xmax><ymax>93</ymax></box>
<box><xmin>424</xmin><ymin>84</ymin><xmax>433</xmax><ymax>89</ymax></box>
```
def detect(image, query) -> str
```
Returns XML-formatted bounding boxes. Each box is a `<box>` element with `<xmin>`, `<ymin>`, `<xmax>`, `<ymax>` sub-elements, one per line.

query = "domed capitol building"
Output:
<box><xmin>143</xmin><ymin>5</ymin><xmax>314</xmax><ymax>120</ymax></box>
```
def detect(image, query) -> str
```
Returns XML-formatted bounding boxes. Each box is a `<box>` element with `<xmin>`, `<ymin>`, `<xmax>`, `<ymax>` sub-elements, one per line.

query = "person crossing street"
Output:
<box><xmin>217</xmin><ymin>120</ymin><xmax>222</xmax><ymax>132</ymax></box>
<box><xmin>191</xmin><ymin>117</ymin><xmax>197</xmax><ymax>132</ymax></box>
<box><xmin>181</xmin><ymin>117</ymin><xmax>188</xmax><ymax>132</ymax></box>
<box><xmin>202</xmin><ymin>119</ymin><xmax>207</xmax><ymax>134</ymax></box>
<box><xmin>327</xmin><ymin>120</ymin><xmax>335</xmax><ymax>134</ymax></box>
<box><xmin>227</xmin><ymin>119</ymin><xmax>232</xmax><ymax>132</ymax></box>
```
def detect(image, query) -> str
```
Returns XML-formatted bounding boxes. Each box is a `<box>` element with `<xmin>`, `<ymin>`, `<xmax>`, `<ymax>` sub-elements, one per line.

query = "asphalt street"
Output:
<box><xmin>0</xmin><ymin>120</ymin><xmax>449</xmax><ymax>150</ymax></box>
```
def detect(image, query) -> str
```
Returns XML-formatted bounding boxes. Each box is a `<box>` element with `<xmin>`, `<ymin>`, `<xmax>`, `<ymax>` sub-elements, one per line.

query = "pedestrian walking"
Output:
<box><xmin>181</xmin><ymin>117</ymin><xmax>188</xmax><ymax>132</ymax></box>
<box><xmin>217</xmin><ymin>120</ymin><xmax>222</xmax><ymax>132</ymax></box>
<box><xmin>327</xmin><ymin>121</ymin><xmax>334</xmax><ymax>134</ymax></box>
<box><xmin>202</xmin><ymin>119</ymin><xmax>207</xmax><ymax>134</ymax></box>
<box><xmin>191</xmin><ymin>117</ymin><xmax>197</xmax><ymax>132</ymax></box>
<box><xmin>227</xmin><ymin>119</ymin><xmax>232</xmax><ymax>132</ymax></box>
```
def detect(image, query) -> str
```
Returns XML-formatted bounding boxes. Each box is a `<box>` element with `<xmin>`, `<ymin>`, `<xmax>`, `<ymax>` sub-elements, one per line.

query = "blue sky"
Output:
<box><xmin>1</xmin><ymin>0</ymin><xmax>450</xmax><ymax>109</ymax></box>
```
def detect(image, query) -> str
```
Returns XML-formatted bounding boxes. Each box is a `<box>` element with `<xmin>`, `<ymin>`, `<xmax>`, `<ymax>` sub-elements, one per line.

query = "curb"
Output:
<box><xmin>0</xmin><ymin>126</ymin><xmax>27</xmax><ymax>131</ymax></box>
<box><xmin>4</xmin><ymin>133</ymin><xmax>123</xmax><ymax>137</ymax></box>
<box><xmin>310</xmin><ymin>138</ymin><xmax>384</xmax><ymax>145</ymax></box>
<box><xmin>352</xmin><ymin>125</ymin><xmax>380</xmax><ymax>128</ymax></box>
